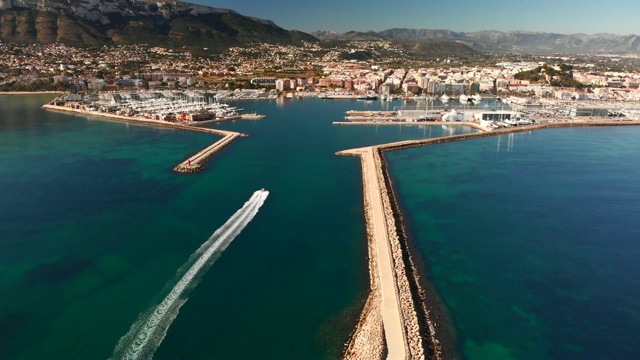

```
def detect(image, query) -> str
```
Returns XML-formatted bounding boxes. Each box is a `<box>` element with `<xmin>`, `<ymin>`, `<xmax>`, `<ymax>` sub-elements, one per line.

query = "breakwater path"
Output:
<box><xmin>337</xmin><ymin>119</ymin><xmax>640</xmax><ymax>359</ymax></box>
<box><xmin>338</xmin><ymin>146</ymin><xmax>425</xmax><ymax>360</ymax></box>
<box><xmin>173</xmin><ymin>132</ymin><xmax>241</xmax><ymax>173</ymax></box>
<box><xmin>42</xmin><ymin>104</ymin><xmax>246</xmax><ymax>174</ymax></box>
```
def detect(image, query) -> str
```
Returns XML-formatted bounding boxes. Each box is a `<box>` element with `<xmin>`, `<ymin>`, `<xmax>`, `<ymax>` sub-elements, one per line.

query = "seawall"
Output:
<box><xmin>173</xmin><ymin>132</ymin><xmax>241</xmax><ymax>173</ymax></box>
<box><xmin>42</xmin><ymin>104</ymin><xmax>245</xmax><ymax>174</ymax></box>
<box><xmin>376</xmin><ymin>120</ymin><xmax>640</xmax><ymax>153</ymax></box>
<box><xmin>337</xmin><ymin>120</ymin><xmax>640</xmax><ymax>359</ymax></box>
<box><xmin>337</xmin><ymin>146</ymin><xmax>426</xmax><ymax>360</ymax></box>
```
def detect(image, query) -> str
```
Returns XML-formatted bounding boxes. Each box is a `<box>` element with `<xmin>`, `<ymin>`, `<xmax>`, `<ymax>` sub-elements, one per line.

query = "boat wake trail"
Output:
<box><xmin>110</xmin><ymin>189</ymin><xmax>269</xmax><ymax>360</ymax></box>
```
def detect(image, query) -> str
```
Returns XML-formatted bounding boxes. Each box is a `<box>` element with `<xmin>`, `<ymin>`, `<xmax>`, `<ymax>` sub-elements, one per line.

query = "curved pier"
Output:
<box><xmin>42</xmin><ymin>104</ymin><xmax>246</xmax><ymax>174</ymax></box>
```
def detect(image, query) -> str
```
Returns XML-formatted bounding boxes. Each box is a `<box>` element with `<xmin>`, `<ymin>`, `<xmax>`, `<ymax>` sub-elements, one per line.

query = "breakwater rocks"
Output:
<box><xmin>372</xmin><ymin>148</ymin><xmax>426</xmax><ymax>359</ymax></box>
<box><xmin>343</xmin><ymin>155</ymin><xmax>387</xmax><ymax>360</ymax></box>
<box><xmin>377</xmin><ymin>120</ymin><xmax>640</xmax><ymax>153</ymax></box>
<box><xmin>337</xmin><ymin>147</ymin><xmax>427</xmax><ymax>360</ymax></box>
<box><xmin>173</xmin><ymin>133</ymin><xmax>240</xmax><ymax>173</ymax></box>
<box><xmin>42</xmin><ymin>104</ymin><xmax>246</xmax><ymax>174</ymax></box>
<box><xmin>337</xmin><ymin>119</ymin><xmax>640</xmax><ymax>359</ymax></box>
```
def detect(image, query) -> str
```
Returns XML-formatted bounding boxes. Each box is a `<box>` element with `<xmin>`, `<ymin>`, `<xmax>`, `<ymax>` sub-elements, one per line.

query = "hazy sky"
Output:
<box><xmin>189</xmin><ymin>0</ymin><xmax>638</xmax><ymax>35</ymax></box>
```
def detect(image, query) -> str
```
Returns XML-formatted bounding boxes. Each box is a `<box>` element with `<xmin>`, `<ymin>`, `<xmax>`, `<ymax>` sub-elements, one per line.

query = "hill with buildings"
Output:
<box><xmin>312</xmin><ymin>28</ymin><xmax>640</xmax><ymax>54</ymax></box>
<box><xmin>513</xmin><ymin>63</ymin><xmax>584</xmax><ymax>88</ymax></box>
<box><xmin>0</xmin><ymin>0</ymin><xmax>316</xmax><ymax>52</ymax></box>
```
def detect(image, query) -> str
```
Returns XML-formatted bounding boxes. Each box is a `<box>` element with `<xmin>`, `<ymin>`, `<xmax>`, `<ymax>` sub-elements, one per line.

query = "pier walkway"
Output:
<box><xmin>173</xmin><ymin>132</ymin><xmax>241</xmax><ymax>173</ymax></box>
<box><xmin>357</xmin><ymin>146</ymin><xmax>408</xmax><ymax>359</ymax></box>
<box><xmin>338</xmin><ymin>145</ymin><xmax>417</xmax><ymax>359</ymax></box>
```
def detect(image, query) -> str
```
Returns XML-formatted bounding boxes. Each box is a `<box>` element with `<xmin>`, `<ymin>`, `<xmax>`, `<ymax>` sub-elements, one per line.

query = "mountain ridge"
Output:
<box><xmin>311</xmin><ymin>28</ymin><xmax>640</xmax><ymax>54</ymax></box>
<box><xmin>0</xmin><ymin>0</ymin><xmax>317</xmax><ymax>51</ymax></box>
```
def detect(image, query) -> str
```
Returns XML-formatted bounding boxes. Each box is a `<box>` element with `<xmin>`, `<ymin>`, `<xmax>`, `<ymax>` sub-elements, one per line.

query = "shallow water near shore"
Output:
<box><xmin>0</xmin><ymin>95</ymin><xmax>474</xmax><ymax>358</ymax></box>
<box><xmin>385</xmin><ymin>127</ymin><xmax>640</xmax><ymax>359</ymax></box>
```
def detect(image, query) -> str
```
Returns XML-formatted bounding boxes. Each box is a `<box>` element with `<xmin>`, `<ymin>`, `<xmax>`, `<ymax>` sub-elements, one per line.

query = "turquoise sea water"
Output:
<box><xmin>0</xmin><ymin>95</ymin><xmax>473</xmax><ymax>359</ymax></box>
<box><xmin>386</xmin><ymin>128</ymin><xmax>640</xmax><ymax>359</ymax></box>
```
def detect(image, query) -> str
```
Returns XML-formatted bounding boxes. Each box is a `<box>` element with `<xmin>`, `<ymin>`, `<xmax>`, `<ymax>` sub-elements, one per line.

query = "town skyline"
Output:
<box><xmin>193</xmin><ymin>0</ymin><xmax>640</xmax><ymax>36</ymax></box>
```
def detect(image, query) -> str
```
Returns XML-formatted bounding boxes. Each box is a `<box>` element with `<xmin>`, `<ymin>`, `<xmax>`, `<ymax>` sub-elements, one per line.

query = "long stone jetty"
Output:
<box><xmin>337</xmin><ymin>119</ymin><xmax>640</xmax><ymax>360</ymax></box>
<box><xmin>42</xmin><ymin>104</ymin><xmax>245</xmax><ymax>174</ymax></box>
<box><xmin>368</xmin><ymin>120</ymin><xmax>640</xmax><ymax>153</ymax></box>
<box><xmin>338</xmin><ymin>146</ymin><xmax>426</xmax><ymax>360</ymax></box>
<box><xmin>173</xmin><ymin>131</ymin><xmax>241</xmax><ymax>173</ymax></box>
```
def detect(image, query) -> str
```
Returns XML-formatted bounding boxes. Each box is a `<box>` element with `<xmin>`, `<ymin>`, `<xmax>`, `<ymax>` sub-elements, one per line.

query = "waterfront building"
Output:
<box><xmin>402</xmin><ymin>82</ymin><xmax>420</xmax><ymax>94</ymax></box>
<box><xmin>418</xmin><ymin>76</ymin><xmax>429</xmax><ymax>90</ymax></box>
<box><xmin>427</xmin><ymin>81</ymin><xmax>445</xmax><ymax>95</ymax></box>
<box><xmin>445</xmin><ymin>83</ymin><xmax>464</xmax><ymax>95</ymax></box>
<box><xmin>276</xmin><ymin>79</ymin><xmax>290</xmax><ymax>91</ymax></box>
<box><xmin>569</xmin><ymin>107</ymin><xmax>610</xmax><ymax>117</ymax></box>
<box><xmin>379</xmin><ymin>83</ymin><xmax>394</xmax><ymax>95</ymax></box>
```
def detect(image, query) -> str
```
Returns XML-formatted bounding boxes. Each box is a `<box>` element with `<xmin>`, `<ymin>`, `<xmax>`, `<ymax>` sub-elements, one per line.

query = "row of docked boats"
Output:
<box><xmin>440</xmin><ymin>93</ymin><xmax>483</xmax><ymax>104</ymax></box>
<box><xmin>60</xmin><ymin>91</ymin><xmax>242</xmax><ymax>123</ymax></box>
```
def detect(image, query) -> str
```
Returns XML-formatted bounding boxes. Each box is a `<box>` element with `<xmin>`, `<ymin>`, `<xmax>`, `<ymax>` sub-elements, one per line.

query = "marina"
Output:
<box><xmin>47</xmin><ymin>90</ymin><xmax>266</xmax><ymax>125</ymax></box>
<box><xmin>41</xmin><ymin>91</ymin><xmax>257</xmax><ymax>173</ymax></box>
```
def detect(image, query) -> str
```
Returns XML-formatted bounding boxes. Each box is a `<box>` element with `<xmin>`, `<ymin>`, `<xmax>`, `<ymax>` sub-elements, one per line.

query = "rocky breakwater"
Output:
<box><xmin>341</xmin><ymin>151</ymin><xmax>386</xmax><ymax>360</ymax></box>
<box><xmin>337</xmin><ymin>145</ymin><xmax>429</xmax><ymax>360</ymax></box>
<box><xmin>173</xmin><ymin>132</ymin><xmax>241</xmax><ymax>173</ymax></box>
<box><xmin>336</xmin><ymin>118</ymin><xmax>640</xmax><ymax>359</ymax></box>
<box><xmin>371</xmin><ymin>147</ymin><xmax>427</xmax><ymax>359</ymax></box>
<box><xmin>375</xmin><ymin>120</ymin><xmax>640</xmax><ymax>153</ymax></box>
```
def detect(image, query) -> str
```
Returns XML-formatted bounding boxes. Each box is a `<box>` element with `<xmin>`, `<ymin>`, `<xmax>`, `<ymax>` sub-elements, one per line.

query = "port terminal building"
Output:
<box><xmin>398</xmin><ymin>109</ymin><xmax>521</xmax><ymax>122</ymax></box>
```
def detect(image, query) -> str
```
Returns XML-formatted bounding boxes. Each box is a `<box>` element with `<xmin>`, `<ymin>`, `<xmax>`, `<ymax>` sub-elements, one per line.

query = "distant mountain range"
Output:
<box><xmin>1</xmin><ymin>0</ymin><xmax>638</xmax><ymax>55</ymax></box>
<box><xmin>312</xmin><ymin>29</ymin><xmax>640</xmax><ymax>54</ymax></box>
<box><xmin>0</xmin><ymin>0</ymin><xmax>315</xmax><ymax>51</ymax></box>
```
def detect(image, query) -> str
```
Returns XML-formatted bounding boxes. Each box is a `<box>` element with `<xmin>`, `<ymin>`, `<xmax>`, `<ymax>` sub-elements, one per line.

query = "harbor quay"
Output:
<box><xmin>337</xmin><ymin>119</ymin><xmax>640</xmax><ymax>359</ymax></box>
<box><xmin>341</xmin><ymin>108</ymin><xmax>525</xmax><ymax>130</ymax></box>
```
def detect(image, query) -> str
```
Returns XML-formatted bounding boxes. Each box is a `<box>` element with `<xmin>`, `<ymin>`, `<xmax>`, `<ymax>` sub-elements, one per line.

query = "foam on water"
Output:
<box><xmin>110</xmin><ymin>190</ymin><xmax>269</xmax><ymax>360</ymax></box>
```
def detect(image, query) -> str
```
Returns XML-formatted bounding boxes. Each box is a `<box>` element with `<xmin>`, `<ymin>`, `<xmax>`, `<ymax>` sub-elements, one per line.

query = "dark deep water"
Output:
<box><xmin>0</xmin><ymin>95</ymin><xmax>473</xmax><ymax>359</ymax></box>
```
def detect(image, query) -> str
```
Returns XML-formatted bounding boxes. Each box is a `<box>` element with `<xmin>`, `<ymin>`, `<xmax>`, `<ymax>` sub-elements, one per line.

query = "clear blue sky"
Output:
<box><xmin>189</xmin><ymin>0</ymin><xmax>638</xmax><ymax>36</ymax></box>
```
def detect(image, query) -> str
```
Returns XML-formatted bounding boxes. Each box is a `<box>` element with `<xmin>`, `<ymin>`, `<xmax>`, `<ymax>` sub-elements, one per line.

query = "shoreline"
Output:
<box><xmin>0</xmin><ymin>91</ymin><xmax>65</xmax><ymax>95</ymax></box>
<box><xmin>336</xmin><ymin>120</ymin><xmax>640</xmax><ymax>359</ymax></box>
<box><xmin>42</xmin><ymin>104</ymin><xmax>246</xmax><ymax>173</ymax></box>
